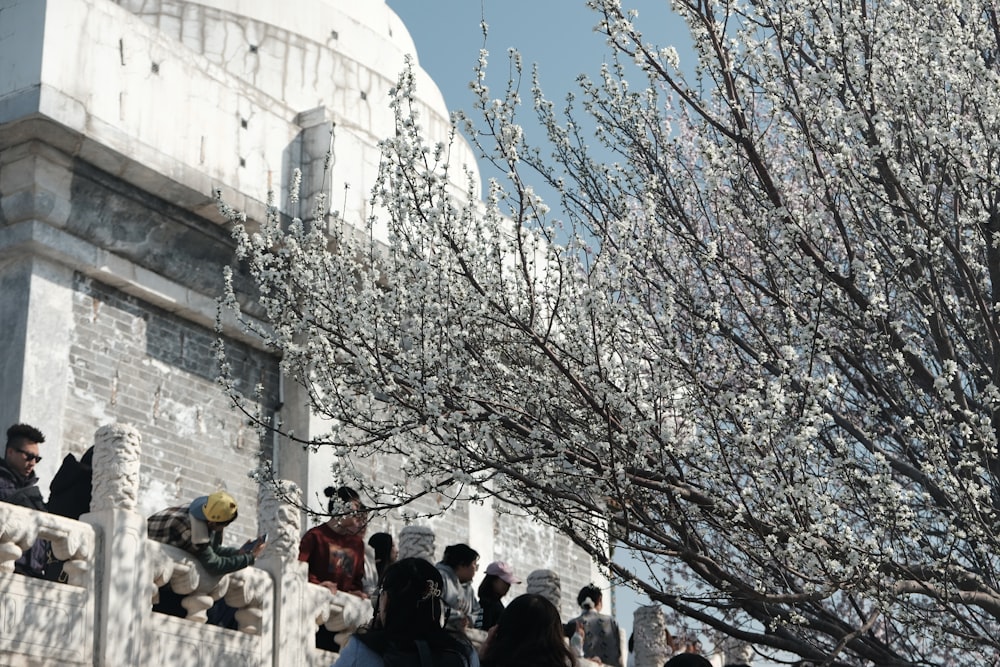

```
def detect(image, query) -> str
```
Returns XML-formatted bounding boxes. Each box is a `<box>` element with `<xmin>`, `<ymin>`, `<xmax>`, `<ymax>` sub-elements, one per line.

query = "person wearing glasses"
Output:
<box><xmin>0</xmin><ymin>423</ymin><xmax>48</xmax><ymax>577</ymax></box>
<box><xmin>436</xmin><ymin>543</ymin><xmax>481</xmax><ymax>632</ymax></box>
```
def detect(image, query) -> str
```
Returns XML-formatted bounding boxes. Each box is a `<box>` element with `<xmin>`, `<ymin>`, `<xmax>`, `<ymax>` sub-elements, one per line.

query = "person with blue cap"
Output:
<box><xmin>147</xmin><ymin>490</ymin><xmax>266</xmax><ymax>623</ymax></box>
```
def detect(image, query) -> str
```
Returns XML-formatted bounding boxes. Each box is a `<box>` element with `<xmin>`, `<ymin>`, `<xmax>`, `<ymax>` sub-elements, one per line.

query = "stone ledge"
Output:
<box><xmin>0</xmin><ymin>220</ymin><xmax>272</xmax><ymax>351</ymax></box>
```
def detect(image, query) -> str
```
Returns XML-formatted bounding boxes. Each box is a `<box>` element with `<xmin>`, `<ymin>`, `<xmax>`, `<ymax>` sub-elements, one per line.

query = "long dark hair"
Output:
<box><xmin>369</xmin><ymin>532</ymin><xmax>394</xmax><ymax>582</ymax></box>
<box><xmin>477</xmin><ymin>574</ymin><xmax>503</xmax><ymax>602</ymax></box>
<box><xmin>480</xmin><ymin>593</ymin><xmax>579</xmax><ymax>667</ymax></box>
<box><xmin>357</xmin><ymin>557</ymin><xmax>471</xmax><ymax>655</ymax></box>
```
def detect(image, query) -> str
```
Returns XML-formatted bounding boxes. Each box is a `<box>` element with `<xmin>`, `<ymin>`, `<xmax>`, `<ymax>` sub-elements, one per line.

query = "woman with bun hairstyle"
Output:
<box><xmin>479</xmin><ymin>593</ymin><xmax>578</xmax><ymax>667</ymax></box>
<box><xmin>332</xmin><ymin>557</ymin><xmax>479</xmax><ymax>666</ymax></box>
<box><xmin>300</xmin><ymin>485</ymin><xmax>370</xmax><ymax>650</ymax></box>
<box><xmin>568</xmin><ymin>584</ymin><xmax>623</xmax><ymax>667</ymax></box>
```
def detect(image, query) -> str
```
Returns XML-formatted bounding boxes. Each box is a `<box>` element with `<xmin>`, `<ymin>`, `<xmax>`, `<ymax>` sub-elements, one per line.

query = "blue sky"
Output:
<box><xmin>384</xmin><ymin>0</ymin><xmax>694</xmax><ymax>648</ymax></box>
<box><xmin>386</xmin><ymin>0</ymin><xmax>690</xmax><ymax>115</ymax></box>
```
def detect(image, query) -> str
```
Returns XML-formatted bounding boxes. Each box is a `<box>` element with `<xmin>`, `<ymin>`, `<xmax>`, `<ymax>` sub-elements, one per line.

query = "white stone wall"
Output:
<box><xmin>0</xmin><ymin>0</ymin><xmax>479</xmax><ymax>237</ymax></box>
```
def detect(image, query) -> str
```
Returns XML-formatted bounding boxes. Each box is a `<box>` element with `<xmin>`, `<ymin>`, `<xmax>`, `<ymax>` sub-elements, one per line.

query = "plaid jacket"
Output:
<box><xmin>147</xmin><ymin>504</ymin><xmax>254</xmax><ymax>575</ymax></box>
<box><xmin>147</xmin><ymin>505</ymin><xmax>199</xmax><ymax>553</ymax></box>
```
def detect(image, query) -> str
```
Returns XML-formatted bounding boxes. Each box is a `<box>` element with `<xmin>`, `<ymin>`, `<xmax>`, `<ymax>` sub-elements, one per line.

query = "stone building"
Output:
<box><xmin>0</xmin><ymin>0</ymin><xmax>602</xmax><ymax>621</ymax></box>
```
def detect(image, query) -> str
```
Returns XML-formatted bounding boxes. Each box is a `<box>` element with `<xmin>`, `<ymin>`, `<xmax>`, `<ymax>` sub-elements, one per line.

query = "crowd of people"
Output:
<box><xmin>289</xmin><ymin>484</ymin><xmax>721</xmax><ymax>667</ymax></box>
<box><xmin>0</xmin><ymin>423</ymin><xmax>735</xmax><ymax>666</ymax></box>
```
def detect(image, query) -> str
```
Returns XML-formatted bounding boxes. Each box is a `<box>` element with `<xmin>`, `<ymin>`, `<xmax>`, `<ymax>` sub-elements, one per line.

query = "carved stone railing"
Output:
<box><xmin>398</xmin><ymin>524</ymin><xmax>436</xmax><ymax>561</ymax></box>
<box><xmin>0</xmin><ymin>424</ymin><xmax>368</xmax><ymax>667</ymax></box>
<box><xmin>0</xmin><ymin>503</ymin><xmax>95</xmax><ymax>582</ymax></box>
<box><xmin>526</xmin><ymin>568</ymin><xmax>563</xmax><ymax>611</ymax></box>
<box><xmin>634</xmin><ymin>604</ymin><xmax>672</xmax><ymax>667</ymax></box>
<box><xmin>146</xmin><ymin>540</ymin><xmax>272</xmax><ymax>632</ymax></box>
<box><xmin>318</xmin><ymin>587</ymin><xmax>373</xmax><ymax>646</ymax></box>
<box><xmin>255</xmin><ymin>479</ymin><xmax>376</xmax><ymax>667</ymax></box>
<box><xmin>0</xmin><ymin>504</ymin><xmax>97</xmax><ymax>666</ymax></box>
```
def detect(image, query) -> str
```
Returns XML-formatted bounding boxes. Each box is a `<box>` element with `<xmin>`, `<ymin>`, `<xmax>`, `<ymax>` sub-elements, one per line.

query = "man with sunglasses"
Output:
<box><xmin>0</xmin><ymin>423</ymin><xmax>48</xmax><ymax>576</ymax></box>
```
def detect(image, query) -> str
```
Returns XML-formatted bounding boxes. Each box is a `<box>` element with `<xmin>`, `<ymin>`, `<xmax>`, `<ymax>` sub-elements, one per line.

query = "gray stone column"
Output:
<box><xmin>81</xmin><ymin>423</ymin><xmax>147</xmax><ymax>667</ymax></box>
<box><xmin>294</xmin><ymin>106</ymin><xmax>335</xmax><ymax>223</ymax></box>
<box><xmin>399</xmin><ymin>525</ymin><xmax>436</xmax><ymax>562</ymax></box>
<box><xmin>256</xmin><ymin>480</ymin><xmax>315</xmax><ymax>667</ymax></box>
<box><xmin>0</xmin><ymin>143</ymin><xmax>75</xmax><ymax>479</ymax></box>
<box><xmin>633</xmin><ymin>605</ymin><xmax>671</xmax><ymax>667</ymax></box>
<box><xmin>0</xmin><ymin>255</ymin><xmax>30</xmax><ymax>430</ymax></box>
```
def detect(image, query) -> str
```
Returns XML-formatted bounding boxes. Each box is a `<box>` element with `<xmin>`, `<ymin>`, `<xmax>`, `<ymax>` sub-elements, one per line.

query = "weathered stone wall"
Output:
<box><xmin>65</xmin><ymin>160</ymin><xmax>240</xmax><ymax>298</ymax></box>
<box><xmin>0</xmin><ymin>148</ymin><xmax>281</xmax><ymax>540</ymax></box>
<box><xmin>65</xmin><ymin>275</ymin><xmax>280</xmax><ymax>540</ymax></box>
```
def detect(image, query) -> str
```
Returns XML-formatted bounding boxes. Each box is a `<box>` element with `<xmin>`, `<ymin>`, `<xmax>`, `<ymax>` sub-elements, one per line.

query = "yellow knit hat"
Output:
<box><xmin>192</xmin><ymin>491</ymin><xmax>238</xmax><ymax>523</ymax></box>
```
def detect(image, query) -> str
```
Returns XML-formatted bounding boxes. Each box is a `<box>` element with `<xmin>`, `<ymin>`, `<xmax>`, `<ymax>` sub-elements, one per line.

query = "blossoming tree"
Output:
<box><xmin>220</xmin><ymin>0</ymin><xmax>1000</xmax><ymax>663</ymax></box>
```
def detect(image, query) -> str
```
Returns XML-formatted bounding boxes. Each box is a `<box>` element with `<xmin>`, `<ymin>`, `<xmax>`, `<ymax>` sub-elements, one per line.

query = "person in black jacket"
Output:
<box><xmin>42</xmin><ymin>446</ymin><xmax>95</xmax><ymax>582</ymax></box>
<box><xmin>477</xmin><ymin>561</ymin><xmax>521</xmax><ymax>631</ymax></box>
<box><xmin>0</xmin><ymin>423</ymin><xmax>49</xmax><ymax>576</ymax></box>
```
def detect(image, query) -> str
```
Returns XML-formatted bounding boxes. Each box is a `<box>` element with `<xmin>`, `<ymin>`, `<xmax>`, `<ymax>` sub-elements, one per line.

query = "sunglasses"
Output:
<box><xmin>15</xmin><ymin>448</ymin><xmax>42</xmax><ymax>463</ymax></box>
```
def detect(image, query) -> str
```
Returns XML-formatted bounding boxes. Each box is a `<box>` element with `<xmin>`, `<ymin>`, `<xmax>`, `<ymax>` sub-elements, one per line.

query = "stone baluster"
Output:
<box><xmin>256</xmin><ymin>479</ymin><xmax>316</xmax><ymax>666</ymax></box>
<box><xmin>0</xmin><ymin>503</ymin><xmax>38</xmax><ymax>571</ymax></box>
<box><xmin>398</xmin><ymin>524</ymin><xmax>435</xmax><ymax>562</ymax></box>
<box><xmin>526</xmin><ymin>569</ymin><xmax>562</xmax><ymax>612</ymax></box>
<box><xmin>324</xmin><ymin>590</ymin><xmax>373</xmax><ymax>648</ymax></box>
<box><xmin>148</xmin><ymin>541</ymin><xmax>182</xmax><ymax>605</ymax></box>
<box><xmin>177</xmin><ymin>568</ymin><xmax>226</xmax><ymax>623</ymax></box>
<box><xmin>0</xmin><ymin>504</ymin><xmax>95</xmax><ymax>583</ymax></box>
<box><xmin>81</xmin><ymin>423</ymin><xmax>147</xmax><ymax>667</ymax></box>
<box><xmin>43</xmin><ymin>518</ymin><xmax>96</xmax><ymax>586</ymax></box>
<box><xmin>633</xmin><ymin>605</ymin><xmax>671</xmax><ymax>667</ymax></box>
<box><xmin>149</xmin><ymin>539</ymin><xmax>270</xmax><ymax>630</ymax></box>
<box><xmin>225</xmin><ymin>566</ymin><xmax>273</xmax><ymax>636</ymax></box>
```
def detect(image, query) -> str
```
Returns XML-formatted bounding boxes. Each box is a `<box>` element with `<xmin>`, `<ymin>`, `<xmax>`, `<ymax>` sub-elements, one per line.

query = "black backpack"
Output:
<box><xmin>47</xmin><ymin>447</ymin><xmax>94</xmax><ymax>519</ymax></box>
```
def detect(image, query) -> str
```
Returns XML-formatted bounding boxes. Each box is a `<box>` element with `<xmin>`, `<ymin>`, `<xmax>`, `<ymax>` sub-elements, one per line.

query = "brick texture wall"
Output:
<box><xmin>63</xmin><ymin>274</ymin><xmax>280</xmax><ymax>543</ymax></box>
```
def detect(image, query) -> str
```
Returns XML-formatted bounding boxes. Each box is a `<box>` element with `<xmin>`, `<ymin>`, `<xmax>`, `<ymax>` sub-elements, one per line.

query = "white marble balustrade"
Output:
<box><xmin>0</xmin><ymin>504</ymin><xmax>97</xmax><ymax>666</ymax></box>
<box><xmin>0</xmin><ymin>424</ymin><xmax>622</xmax><ymax>667</ymax></box>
